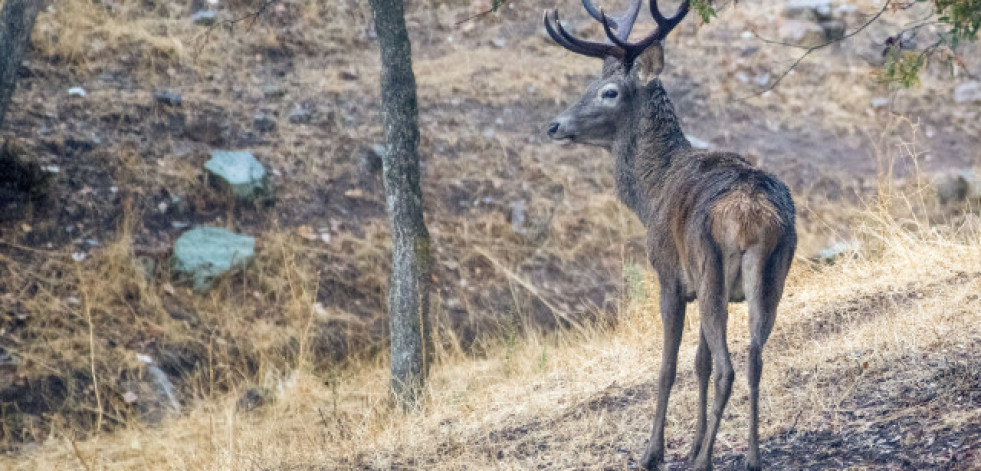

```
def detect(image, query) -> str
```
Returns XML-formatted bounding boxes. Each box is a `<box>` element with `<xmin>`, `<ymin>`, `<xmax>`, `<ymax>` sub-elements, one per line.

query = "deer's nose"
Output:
<box><xmin>547</xmin><ymin>121</ymin><xmax>560</xmax><ymax>136</ymax></box>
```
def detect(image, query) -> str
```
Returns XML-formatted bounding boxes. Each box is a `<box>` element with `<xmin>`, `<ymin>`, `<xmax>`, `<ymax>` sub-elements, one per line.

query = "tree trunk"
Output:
<box><xmin>0</xmin><ymin>0</ymin><xmax>43</xmax><ymax>131</ymax></box>
<box><xmin>367</xmin><ymin>0</ymin><xmax>433</xmax><ymax>409</ymax></box>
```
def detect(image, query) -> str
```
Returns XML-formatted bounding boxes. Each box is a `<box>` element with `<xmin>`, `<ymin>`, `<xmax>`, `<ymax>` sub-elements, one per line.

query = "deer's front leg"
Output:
<box><xmin>640</xmin><ymin>281</ymin><xmax>686</xmax><ymax>470</ymax></box>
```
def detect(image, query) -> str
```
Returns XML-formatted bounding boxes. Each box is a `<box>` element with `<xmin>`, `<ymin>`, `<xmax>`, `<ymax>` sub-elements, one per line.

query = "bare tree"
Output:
<box><xmin>367</xmin><ymin>0</ymin><xmax>433</xmax><ymax>409</ymax></box>
<box><xmin>0</xmin><ymin>0</ymin><xmax>43</xmax><ymax>131</ymax></box>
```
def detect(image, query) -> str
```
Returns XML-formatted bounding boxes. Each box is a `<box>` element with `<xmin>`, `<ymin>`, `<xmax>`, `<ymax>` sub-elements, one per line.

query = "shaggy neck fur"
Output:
<box><xmin>612</xmin><ymin>79</ymin><xmax>692</xmax><ymax>217</ymax></box>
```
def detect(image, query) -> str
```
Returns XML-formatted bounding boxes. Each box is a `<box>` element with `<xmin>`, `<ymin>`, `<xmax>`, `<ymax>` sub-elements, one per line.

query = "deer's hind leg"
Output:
<box><xmin>640</xmin><ymin>278</ymin><xmax>686</xmax><ymax>471</ymax></box>
<box><xmin>691</xmin><ymin>241</ymin><xmax>734</xmax><ymax>471</ymax></box>
<box><xmin>742</xmin><ymin>240</ymin><xmax>793</xmax><ymax>471</ymax></box>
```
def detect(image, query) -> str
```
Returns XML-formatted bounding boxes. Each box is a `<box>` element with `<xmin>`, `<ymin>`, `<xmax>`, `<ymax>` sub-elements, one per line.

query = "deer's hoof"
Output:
<box><xmin>691</xmin><ymin>457</ymin><xmax>713</xmax><ymax>471</ymax></box>
<box><xmin>639</xmin><ymin>448</ymin><xmax>663</xmax><ymax>471</ymax></box>
<box><xmin>746</xmin><ymin>462</ymin><xmax>762</xmax><ymax>471</ymax></box>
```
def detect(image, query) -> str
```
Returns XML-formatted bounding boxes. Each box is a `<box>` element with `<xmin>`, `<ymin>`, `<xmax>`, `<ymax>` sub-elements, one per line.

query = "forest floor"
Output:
<box><xmin>0</xmin><ymin>0</ymin><xmax>980</xmax><ymax>469</ymax></box>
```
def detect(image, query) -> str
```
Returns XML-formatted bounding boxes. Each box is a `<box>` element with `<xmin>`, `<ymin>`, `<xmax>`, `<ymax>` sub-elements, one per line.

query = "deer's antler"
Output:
<box><xmin>544</xmin><ymin>0</ymin><xmax>690</xmax><ymax>66</ymax></box>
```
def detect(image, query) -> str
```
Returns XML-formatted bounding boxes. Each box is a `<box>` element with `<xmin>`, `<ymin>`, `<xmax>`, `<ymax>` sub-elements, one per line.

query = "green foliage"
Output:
<box><xmin>929</xmin><ymin>0</ymin><xmax>981</xmax><ymax>47</ymax></box>
<box><xmin>691</xmin><ymin>0</ymin><xmax>718</xmax><ymax>24</ymax></box>
<box><xmin>623</xmin><ymin>262</ymin><xmax>648</xmax><ymax>305</ymax></box>
<box><xmin>881</xmin><ymin>48</ymin><xmax>925</xmax><ymax>87</ymax></box>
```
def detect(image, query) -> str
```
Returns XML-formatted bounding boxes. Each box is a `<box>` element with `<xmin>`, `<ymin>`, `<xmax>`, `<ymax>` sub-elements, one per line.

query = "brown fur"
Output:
<box><xmin>545</xmin><ymin>2</ymin><xmax>796</xmax><ymax>470</ymax></box>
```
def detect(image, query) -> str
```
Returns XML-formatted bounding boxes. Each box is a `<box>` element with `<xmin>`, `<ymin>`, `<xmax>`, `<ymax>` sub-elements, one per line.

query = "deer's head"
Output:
<box><xmin>545</xmin><ymin>0</ymin><xmax>690</xmax><ymax>150</ymax></box>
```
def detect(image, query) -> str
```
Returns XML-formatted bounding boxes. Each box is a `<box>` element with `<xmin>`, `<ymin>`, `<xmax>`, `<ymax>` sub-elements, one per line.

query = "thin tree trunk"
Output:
<box><xmin>367</xmin><ymin>0</ymin><xmax>433</xmax><ymax>409</ymax></box>
<box><xmin>0</xmin><ymin>0</ymin><xmax>43</xmax><ymax>131</ymax></box>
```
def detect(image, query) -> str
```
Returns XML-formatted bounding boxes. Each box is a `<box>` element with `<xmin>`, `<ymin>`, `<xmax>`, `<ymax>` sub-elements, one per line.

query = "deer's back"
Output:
<box><xmin>647</xmin><ymin>151</ymin><xmax>795</xmax><ymax>288</ymax></box>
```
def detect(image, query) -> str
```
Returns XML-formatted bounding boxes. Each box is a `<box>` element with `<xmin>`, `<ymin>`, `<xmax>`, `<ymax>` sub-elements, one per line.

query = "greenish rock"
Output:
<box><xmin>173</xmin><ymin>226</ymin><xmax>255</xmax><ymax>290</ymax></box>
<box><xmin>204</xmin><ymin>150</ymin><xmax>269</xmax><ymax>200</ymax></box>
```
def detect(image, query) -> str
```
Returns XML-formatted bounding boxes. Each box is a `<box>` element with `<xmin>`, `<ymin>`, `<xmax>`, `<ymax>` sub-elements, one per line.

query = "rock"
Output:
<box><xmin>191</xmin><ymin>10</ymin><xmax>216</xmax><ymax>26</ymax></box>
<box><xmin>121</xmin><ymin>361</ymin><xmax>180</xmax><ymax>425</ymax></box>
<box><xmin>288</xmin><ymin>107</ymin><xmax>311</xmax><ymax>124</ymax></box>
<box><xmin>509</xmin><ymin>200</ymin><xmax>527</xmax><ymax>234</ymax></box>
<box><xmin>936</xmin><ymin>169</ymin><xmax>981</xmax><ymax>204</ymax></box>
<box><xmin>236</xmin><ymin>388</ymin><xmax>266</xmax><ymax>412</ymax></box>
<box><xmin>263</xmin><ymin>84</ymin><xmax>286</xmax><ymax>99</ymax></box>
<box><xmin>811</xmin><ymin>241</ymin><xmax>856</xmax><ymax>265</ymax></box>
<box><xmin>491</xmin><ymin>38</ymin><xmax>507</xmax><ymax>48</ymax></box>
<box><xmin>359</xmin><ymin>145</ymin><xmax>384</xmax><ymax>178</ymax></box>
<box><xmin>173</xmin><ymin>226</ymin><xmax>256</xmax><ymax>290</ymax></box>
<box><xmin>204</xmin><ymin>150</ymin><xmax>270</xmax><ymax>200</ymax></box>
<box><xmin>871</xmin><ymin>97</ymin><xmax>890</xmax><ymax>109</ymax></box>
<box><xmin>153</xmin><ymin>90</ymin><xmax>182</xmax><ymax>107</ymax></box>
<box><xmin>67</xmin><ymin>87</ymin><xmax>86</xmax><ymax>97</ymax></box>
<box><xmin>954</xmin><ymin>81</ymin><xmax>981</xmax><ymax>104</ymax></box>
<box><xmin>253</xmin><ymin>113</ymin><xmax>276</xmax><ymax>132</ymax></box>
<box><xmin>779</xmin><ymin>19</ymin><xmax>826</xmax><ymax>47</ymax></box>
<box><xmin>783</xmin><ymin>0</ymin><xmax>832</xmax><ymax>21</ymax></box>
<box><xmin>686</xmin><ymin>135</ymin><xmax>710</xmax><ymax>150</ymax></box>
<box><xmin>819</xmin><ymin>19</ymin><xmax>846</xmax><ymax>41</ymax></box>
<box><xmin>135</xmin><ymin>256</ymin><xmax>157</xmax><ymax>282</ymax></box>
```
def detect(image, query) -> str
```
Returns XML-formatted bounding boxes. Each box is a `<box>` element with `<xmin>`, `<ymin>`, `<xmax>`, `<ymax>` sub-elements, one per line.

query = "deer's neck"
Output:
<box><xmin>612</xmin><ymin>81</ymin><xmax>691</xmax><ymax>217</ymax></box>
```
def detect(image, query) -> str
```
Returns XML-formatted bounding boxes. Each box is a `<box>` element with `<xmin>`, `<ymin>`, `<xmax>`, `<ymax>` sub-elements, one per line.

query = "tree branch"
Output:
<box><xmin>736</xmin><ymin>0</ymin><xmax>893</xmax><ymax>101</ymax></box>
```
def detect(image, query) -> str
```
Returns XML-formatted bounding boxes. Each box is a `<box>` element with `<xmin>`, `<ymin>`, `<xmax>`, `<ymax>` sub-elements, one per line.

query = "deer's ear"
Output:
<box><xmin>633</xmin><ymin>43</ymin><xmax>664</xmax><ymax>85</ymax></box>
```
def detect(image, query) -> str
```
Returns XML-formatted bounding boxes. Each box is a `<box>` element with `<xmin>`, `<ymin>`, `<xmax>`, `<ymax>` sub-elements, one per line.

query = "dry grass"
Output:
<box><xmin>3</xmin><ymin>195</ymin><xmax>979</xmax><ymax>470</ymax></box>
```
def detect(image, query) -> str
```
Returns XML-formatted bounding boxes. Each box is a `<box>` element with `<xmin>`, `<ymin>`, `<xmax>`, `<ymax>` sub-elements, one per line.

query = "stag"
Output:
<box><xmin>544</xmin><ymin>1</ymin><xmax>797</xmax><ymax>470</ymax></box>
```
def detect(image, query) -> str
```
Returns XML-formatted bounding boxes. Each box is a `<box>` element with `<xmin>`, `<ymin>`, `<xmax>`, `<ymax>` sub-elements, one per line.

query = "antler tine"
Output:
<box><xmin>544</xmin><ymin>9</ymin><xmax>623</xmax><ymax>60</ymax></box>
<box><xmin>650</xmin><ymin>0</ymin><xmax>690</xmax><ymax>39</ymax></box>
<box><xmin>600</xmin><ymin>0</ymin><xmax>688</xmax><ymax>64</ymax></box>
<box><xmin>581</xmin><ymin>0</ymin><xmax>644</xmax><ymax>42</ymax></box>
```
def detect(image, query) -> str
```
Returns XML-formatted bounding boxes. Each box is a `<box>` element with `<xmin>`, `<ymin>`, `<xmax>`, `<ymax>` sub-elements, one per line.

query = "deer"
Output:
<box><xmin>543</xmin><ymin>1</ymin><xmax>797</xmax><ymax>470</ymax></box>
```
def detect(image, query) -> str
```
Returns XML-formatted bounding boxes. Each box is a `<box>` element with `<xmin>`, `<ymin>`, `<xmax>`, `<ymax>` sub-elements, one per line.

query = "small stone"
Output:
<box><xmin>153</xmin><ymin>90</ymin><xmax>182</xmax><ymax>107</ymax></box>
<box><xmin>783</xmin><ymin>0</ymin><xmax>832</xmax><ymax>21</ymax></box>
<box><xmin>67</xmin><ymin>87</ymin><xmax>86</xmax><ymax>97</ymax></box>
<box><xmin>491</xmin><ymin>38</ymin><xmax>507</xmax><ymax>48</ymax></box>
<box><xmin>871</xmin><ymin>97</ymin><xmax>890</xmax><ymax>109</ymax></box>
<box><xmin>339</xmin><ymin>69</ymin><xmax>359</xmax><ymax>81</ymax></box>
<box><xmin>263</xmin><ymin>84</ymin><xmax>285</xmax><ymax>98</ymax></box>
<box><xmin>509</xmin><ymin>200</ymin><xmax>527</xmax><ymax>234</ymax></box>
<box><xmin>288</xmin><ymin>108</ymin><xmax>311</xmax><ymax>124</ymax></box>
<box><xmin>811</xmin><ymin>241</ymin><xmax>855</xmax><ymax>265</ymax></box>
<box><xmin>123</xmin><ymin>391</ymin><xmax>139</xmax><ymax>404</ymax></box>
<box><xmin>191</xmin><ymin>10</ymin><xmax>216</xmax><ymax>26</ymax></box>
<box><xmin>173</xmin><ymin>226</ymin><xmax>256</xmax><ymax>290</ymax></box>
<box><xmin>779</xmin><ymin>19</ymin><xmax>826</xmax><ymax>47</ymax></box>
<box><xmin>236</xmin><ymin>388</ymin><xmax>265</xmax><ymax>412</ymax></box>
<box><xmin>204</xmin><ymin>150</ymin><xmax>270</xmax><ymax>200</ymax></box>
<box><xmin>686</xmin><ymin>135</ymin><xmax>710</xmax><ymax>150</ymax></box>
<box><xmin>253</xmin><ymin>113</ymin><xmax>276</xmax><ymax>132</ymax></box>
<box><xmin>953</xmin><ymin>81</ymin><xmax>981</xmax><ymax>104</ymax></box>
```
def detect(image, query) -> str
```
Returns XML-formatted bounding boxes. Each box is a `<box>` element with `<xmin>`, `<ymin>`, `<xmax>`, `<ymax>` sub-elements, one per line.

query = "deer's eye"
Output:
<box><xmin>601</xmin><ymin>88</ymin><xmax>619</xmax><ymax>99</ymax></box>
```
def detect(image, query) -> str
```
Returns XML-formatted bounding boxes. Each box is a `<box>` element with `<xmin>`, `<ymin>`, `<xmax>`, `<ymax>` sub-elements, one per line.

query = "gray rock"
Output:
<box><xmin>509</xmin><ymin>200</ymin><xmax>527</xmax><ymax>234</ymax></box>
<box><xmin>288</xmin><ymin>107</ymin><xmax>311</xmax><ymax>124</ymax></box>
<box><xmin>812</xmin><ymin>241</ymin><xmax>855</xmax><ymax>265</ymax></box>
<box><xmin>954</xmin><ymin>81</ymin><xmax>981</xmax><ymax>104</ymax></box>
<box><xmin>820</xmin><ymin>19</ymin><xmax>846</xmax><ymax>41</ymax></box>
<box><xmin>263</xmin><ymin>84</ymin><xmax>286</xmax><ymax>99</ymax></box>
<box><xmin>779</xmin><ymin>19</ymin><xmax>827</xmax><ymax>47</ymax></box>
<box><xmin>686</xmin><ymin>135</ymin><xmax>711</xmax><ymax>150</ymax></box>
<box><xmin>359</xmin><ymin>145</ymin><xmax>384</xmax><ymax>177</ymax></box>
<box><xmin>204</xmin><ymin>150</ymin><xmax>270</xmax><ymax>200</ymax></box>
<box><xmin>253</xmin><ymin>113</ymin><xmax>276</xmax><ymax>132</ymax></box>
<box><xmin>236</xmin><ymin>388</ymin><xmax>266</xmax><ymax>412</ymax></box>
<box><xmin>936</xmin><ymin>169</ymin><xmax>981</xmax><ymax>204</ymax></box>
<box><xmin>783</xmin><ymin>0</ymin><xmax>832</xmax><ymax>21</ymax></box>
<box><xmin>191</xmin><ymin>10</ymin><xmax>216</xmax><ymax>26</ymax></box>
<box><xmin>491</xmin><ymin>38</ymin><xmax>507</xmax><ymax>48</ymax></box>
<box><xmin>173</xmin><ymin>226</ymin><xmax>256</xmax><ymax>290</ymax></box>
<box><xmin>153</xmin><ymin>90</ymin><xmax>182</xmax><ymax>107</ymax></box>
<box><xmin>122</xmin><ymin>363</ymin><xmax>180</xmax><ymax>425</ymax></box>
